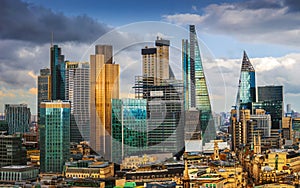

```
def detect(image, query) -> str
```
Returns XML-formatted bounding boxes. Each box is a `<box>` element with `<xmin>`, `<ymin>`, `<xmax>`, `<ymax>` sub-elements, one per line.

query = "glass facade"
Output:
<box><xmin>39</xmin><ymin>101</ymin><xmax>70</xmax><ymax>173</ymax></box>
<box><xmin>182</xmin><ymin>25</ymin><xmax>214</xmax><ymax>143</ymax></box>
<box><xmin>238</xmin><ymin>51</ymin><xmax>256</xmax><ymax>110</ymax></box>
<box><xmin>4</xmin><ymin>104</ymin><xmax>31</xmax><ymax>134</ymax></box>
<box><xmin>50</xmin><ymin>45</ymin><xmax>65</xmax><ymax>100</ymax></box>
<box><xmin>111</xmin><ymin>99</ymin><xmax>147</xmax><ymax>163</ymax></box>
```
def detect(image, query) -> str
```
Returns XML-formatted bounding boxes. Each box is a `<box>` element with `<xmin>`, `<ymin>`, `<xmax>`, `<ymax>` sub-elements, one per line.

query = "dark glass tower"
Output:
<box><xmin>182</xmin><ymin>25</ymin><xmax>214</xmax><ymax>143</ymax></box>
<box><xmin>50</xmin><ymin>45</ymin><xmax>65</xmax><ymax>100</ymax></box>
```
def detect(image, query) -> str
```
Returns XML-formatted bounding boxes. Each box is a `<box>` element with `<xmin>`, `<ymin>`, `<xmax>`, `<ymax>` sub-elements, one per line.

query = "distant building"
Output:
<box><xmin>50</xmin><ymin>44</ymin><xmax>66</xmax><ymax>100</ymax></box>
<box><xmin>5</xmin><ymin>104</ymin><xmax>31</xmax><ymax>134</ymax></box>
<box><xmin>0</xmin><ymin>134</ymin><xmax>26</xmax><ymax>167</ymax></box>
<box><xmin>39</xmin><ymin>100</ymin><xmax>70</xmax><ymax>173</ymax></box>
<box><xmin>90</xmin><ymin>45</ymin><xmax>120</xmax><ymax>161</ymax></box>
<box><xmin>65</xmin><ymin>62</ymin><xmax>90</xmax><ymax>143</ymax></box>
<box><xmin>37</xmin><ymin>68</ymin><xmax>51</xmax><ymax>123</ymax></box>
<box><xmin>111</xmin><ymin>98</ymin><xmax>147</xmax><ymax>163</ymax></box>
<box><xmin>0</xmin><ymin>165</ymin><xmax>38</xmax><ymax>183</ymax></box>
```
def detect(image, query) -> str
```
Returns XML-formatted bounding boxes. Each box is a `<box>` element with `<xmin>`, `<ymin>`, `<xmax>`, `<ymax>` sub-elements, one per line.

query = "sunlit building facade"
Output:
<box><xmin>90</xmin><ymin>45</ymin><xmax>119</xmax><ymax>161</ymax></box>
<box><xmin>37</xmin><ymin>68</ymin><xmax>51</xmax><ymax>123</ymax></box>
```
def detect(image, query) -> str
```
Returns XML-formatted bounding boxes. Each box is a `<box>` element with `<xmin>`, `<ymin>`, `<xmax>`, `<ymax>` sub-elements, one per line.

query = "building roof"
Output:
<box><xmin>241</xmin><ymin>51</ymin><xmax>255</xmax><ymax>72</ymax></box>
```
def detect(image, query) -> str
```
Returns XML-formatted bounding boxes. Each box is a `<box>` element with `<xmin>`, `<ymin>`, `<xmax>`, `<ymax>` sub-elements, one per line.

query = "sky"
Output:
<box><xmin>1</xmin><ymin>0</ymin><xmax>300</xmax><ymax>114</ymax></box>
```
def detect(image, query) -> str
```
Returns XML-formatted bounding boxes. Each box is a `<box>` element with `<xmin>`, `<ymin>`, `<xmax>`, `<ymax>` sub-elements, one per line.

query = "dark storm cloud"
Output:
<box><xmin>238</xmin><ymin>0</ymin><xmax>283</xmax><ymax>10</ymax></box>
<box><xmin>0</xmin><ymin>0</ymin><xmax>110</xmax><ymax>44</ymax></box>
<box><xmin>284</xmin><ymin>0</ymin><xmax>300</xmax><ymax>12</ymax></box>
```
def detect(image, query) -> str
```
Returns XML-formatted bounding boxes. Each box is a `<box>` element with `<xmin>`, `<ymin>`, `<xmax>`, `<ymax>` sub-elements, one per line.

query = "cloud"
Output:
<box><xmin>163</xmin><ymin>0</ymin><xmax>300</xmax><ymax>47</ymax></box>
<box><xmin>28</xmin><ymin>87</ymin><xmax>37</xmax><ymax>95</ymax></box>
<box><xmin>0</xmin><ymin>0</ymin><xmax>110</xmax><ymax>44</ymax></box>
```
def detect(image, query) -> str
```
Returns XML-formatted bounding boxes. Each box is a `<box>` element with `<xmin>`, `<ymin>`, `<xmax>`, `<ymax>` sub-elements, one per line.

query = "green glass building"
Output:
<box><xmin>182</xmin><ymin>25</ymin><xmax>214</xmax><ymax>143</ymax></box>
<box><xmin>111</xmin><ymin>99</ymin><xmax>147</xmax><ymax>163</ymax></box>
<box><xmin>39</xmin><ymin>100</ymin><xmax>70</xmax><ymax>173</ymax></box>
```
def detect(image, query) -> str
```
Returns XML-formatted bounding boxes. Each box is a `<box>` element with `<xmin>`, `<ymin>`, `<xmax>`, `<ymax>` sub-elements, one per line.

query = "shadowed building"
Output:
<box><xmin>5</xmin><ymin>104</ymin><xmax>31</xmax><ymax>134</ymax></box>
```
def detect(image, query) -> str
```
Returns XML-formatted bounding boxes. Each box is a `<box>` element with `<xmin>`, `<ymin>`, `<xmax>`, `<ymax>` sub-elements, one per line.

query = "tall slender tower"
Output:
<box><xmin>50</xmin><ymin>45</ymin><xmax>65</xmax><ymax>100</ymax></box>
<box><xmin>90</xmin><ymin>45</ymin><xmax>119</xmax><ymax>161</ymax></box>
<box><xmin>65</xmin><ymin>62</ymin><xmax>90</xmax><ymax>143</ymax></box>
<box><xmin>182</xmin><ymin>25</ymin><xmax>214</xmax><ymax>143</ymax></box>
<box><xmin>238</xmin><ymin>51</ymin><xmax>256</xmax><ymax>110</ymax></box>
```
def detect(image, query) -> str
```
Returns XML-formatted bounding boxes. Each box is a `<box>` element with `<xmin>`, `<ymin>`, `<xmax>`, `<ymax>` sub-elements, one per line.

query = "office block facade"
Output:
<box><xmin>37</xmin><ymin>68</ymin><xmax>51</xmax><ymax>123</ymax></box>
<box><xmin>50</xmin><ymin>44</ymin><xmax>66</xmax><ymax>100</ymax></box>
<box><xmin>5</xmin><ymin>104</ymin><xmax>31</xmax><ymax>134</ymax></box>
<box><xmin>90</xmin><ymin>45</ymin><xmax>119</xmax><ymax>161</ymax></box>
<box><xmin>256</xmin><ymin>86</ymin><xmax>283</xmax><ymax>129</ymax></box>
<box><xmin>39</xmin><ymin>100</ymin><xmax>70</xmax><ymax>173</ymax></box>
<box><xmin>0</xmin><ymin>134</ymin><xmax>26</xmax><ymax>167</ymax></box>
<box><xmin>134</xmin><ymin>77</ymin><xmax>184</xmax><ymax>156</ymax></box>
<box><xmin>111</xmin><ymin>99</ymin><xmax>147</xmax><ymax>163</ymax></box>
<box><xmin>65</xmin><ymin>62</ymin><xmax>90</xmax><ymax>143</ymax></box>
<box><xmin>182</xmin><ymin>25</ymin><xmax>214</xmax><ymax>143</ymax></box>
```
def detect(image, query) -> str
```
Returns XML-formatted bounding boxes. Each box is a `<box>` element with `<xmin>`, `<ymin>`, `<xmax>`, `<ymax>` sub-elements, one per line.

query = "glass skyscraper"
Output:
<box><xmin>65</xmin><ymin>62</ymin><xmax>90</xmax><ymax>143</ymax></box>
<box><xmin>182</xmin><ymin>25</ymin><xmax>214</xmax><ymax>143</ymax></box>
<box><xmin>238</xmin><ymin>51</ymin><xmax>256</xmax><ymax>110</ymax></box>
<box><xmin>39</xmin><ymin>100</ymin><xmax>70</xmax><ymax>173</ymax></box>
<box><xmin>50</xmin><ymin>44</ymin><xmax>66</xmax><ymax>100</ymax></box>
<box><xmin>111</xmin><ymin>98</ymin><xmax>147</xmax><ymax>163</ymax></box>
<box><xmin>4</xmin><ymin>104</ymin><xmax>31</xmax><ymax>134</ymax></box>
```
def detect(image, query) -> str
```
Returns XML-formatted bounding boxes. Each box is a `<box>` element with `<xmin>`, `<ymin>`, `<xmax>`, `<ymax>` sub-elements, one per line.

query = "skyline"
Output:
<box><xmin>1</xmin><ymin>0</ymin><xmax>300</xmax><ymax>113</ymax></box>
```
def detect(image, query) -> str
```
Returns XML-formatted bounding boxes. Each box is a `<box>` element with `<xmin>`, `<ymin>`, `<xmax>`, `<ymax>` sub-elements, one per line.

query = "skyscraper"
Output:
<box><xmin>5</xmin><ymin>104</ymin><xmax>31</xmax><ymax>134</ymax></box>
<box><xmin>50</xmin><ymin>44</ymin><xmax>65</xmax><ymax>100</ymax></box>
<box><xmin>90</xmin><ymin>45</ymin><xmax>120</xmax><ymax>161</ymax></box>
<box><xmin>39</xmin><ymin>100</ymin><xmax>70</xmax><ymax>173</ymax></box>
<box><xmin>111</xmin><ymin>98</ymin><xmax>147</xmax><ymax>163</ymax></box>
<box><xmin>142</xmin><ymin>37</ymin><xmax>170</xmax><ymax>85</ymax></box>
<box><xmin>182</xmin><ymin>25</ymin><xmax>214</xmax><ymax>143</ymax></box>
<box><xmin>37</xmin><ymin>68</ymin><xmax>51</xmax><ymax>123</ymax></box>
<box><xmin>65</xmin><ymin>62</ymin><xmax>90</xmax><ymax>143</ymax></box>
<box><xmin>238</xmin><ymin>51</ymin><xmax>256</xmax><ymax>110</ymax></box>
<box><xmin>253</xmin><ymin>86</ymin><xmax>283</xmax><ymax>129</ymax></box>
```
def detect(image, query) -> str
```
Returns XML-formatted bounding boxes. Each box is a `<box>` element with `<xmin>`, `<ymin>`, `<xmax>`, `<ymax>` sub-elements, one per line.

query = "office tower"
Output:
<box><xmin>39</xmin><ymin>100</ymin><xmax>70</xmax><ymax>173</ymax></box>
<box><xmin>182</xmin><ymin>25</ymin><xmax>214</xmax><ymax>143</ymax></box>
<box><xmin>37</xmin><ymin>68</ymin><xmax>51</xmax><ymax>123</ymax></box>
<box><xmin>231</xmin><ymin>109</ymin><xmax>250</xmax><ymax>151</ymax></box>
<box><xmin>65</xmin><ymin>62</ymin><xmax>90</xmax><ymax>143</ymax></box>
<box><xmin>254</xmin><ymin>85</ymin><xmax>283</xmax><ymax>129</ymax></box>
<box><xmin>4</xmin><ymin>104</ymin><xmax>31</xmax><ymax>134</ymax></box>
<box><xmin>111</xmin><ymin>99</ymin><xmax>147</xmax><ymax>163</ymax></box>
<box><xmin>90</xmin><ymin>45</ymin><xmax>120</xmax><ymax>161</ymax></box>
<box><xmin>50</xmin><ymin>44</ymin><xmax>66</xmax><ymax>100</ymax></box>
<box><xmin>293</xmin><ymin>118</ymin><xmax>300</xmax><ymax>141</ymax></box>
<box><xmin>0</xmin><ymin>134</ymin><xmax>26</xmax><ymax>167</ymax></box>
<box><xmin>134</xmin><ymin>77</ymin><xmax>184</xmax><ymax>156</ymax></box>
<box><xmin>238</xmin><ymin>51</ymin><xmax>256</xmax><ymax>110</ymax></box>
<box><xmin>0</xmin><ymin>120</ymin><xmax>8</xmax><ymax>133</ymax></box>
<box><xmin>281</xmin><ymin>116</ymin><xmax>292</xmax><ymax>141</ymax></box>
<box><xmin>142</xmin><ymin>37</ymin><xmax>170</xmax><ymax>85</ymax></box>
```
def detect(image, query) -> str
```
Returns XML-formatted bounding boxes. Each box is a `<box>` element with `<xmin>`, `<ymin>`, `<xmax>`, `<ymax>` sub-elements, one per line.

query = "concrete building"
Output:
<box><xmin>65</xmin><ymin>62</ymin><xmax>90</xmax><ymax>143</ymax></box>
<box><xmin>0</xmin><ymin>165</ymin><xmax>38</xmax><ymax>183</ymax></box>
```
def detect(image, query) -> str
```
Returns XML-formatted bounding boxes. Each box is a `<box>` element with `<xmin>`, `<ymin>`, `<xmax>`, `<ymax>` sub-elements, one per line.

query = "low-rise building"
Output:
<box><xmin>0</xmin><ymin>165</ymin><xmax>38</xmax><ymax>183</ymax></box>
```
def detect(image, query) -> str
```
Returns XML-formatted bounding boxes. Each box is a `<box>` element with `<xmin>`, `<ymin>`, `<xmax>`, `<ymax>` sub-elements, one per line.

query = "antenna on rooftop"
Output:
<box><xmin>51</xmin><ymin>32</ymin><xmax>54</xmax><ymax>47</ymax></box>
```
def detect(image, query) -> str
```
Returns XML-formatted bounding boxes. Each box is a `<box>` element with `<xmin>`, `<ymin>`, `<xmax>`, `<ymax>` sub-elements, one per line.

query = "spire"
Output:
<box><xmin>51</xmin><ymin>32</ymin><xmax>54</xmax><ymax>47</ymax></box>
<box><xmin>241</xmin><ymin>51</ymin><xmax>255</xmax><ymax>72</ymax></box>
<box><xmin>183</xmin><ymin>152</ymin><xmax>190</xmax><ymax>188</ymax></box>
